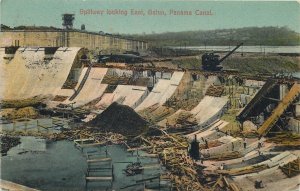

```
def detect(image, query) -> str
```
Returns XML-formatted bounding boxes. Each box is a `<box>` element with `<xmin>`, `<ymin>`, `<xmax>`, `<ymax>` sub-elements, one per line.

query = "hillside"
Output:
<box><xmin>125</xmin><ymin>26</ymin><xmax>300</xmax><ymax>46</ymax></box>
<box><xmin>171</xmin><ymin>55</ymin><xmax>300</xmax><ymax>74</ymax></box>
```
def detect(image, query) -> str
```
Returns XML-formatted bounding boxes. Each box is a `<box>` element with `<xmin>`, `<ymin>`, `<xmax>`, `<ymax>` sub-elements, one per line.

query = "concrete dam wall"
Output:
<box><xmin>0</xmin><ymin>30</ymin><xmax>148</xmax><ymax>53</ymax></box>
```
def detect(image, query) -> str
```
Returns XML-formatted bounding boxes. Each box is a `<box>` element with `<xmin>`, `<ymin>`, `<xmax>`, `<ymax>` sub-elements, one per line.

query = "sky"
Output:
<box><xmin>1</xmin><ymin>0</ymin><xmax>300</xmax><ymax>34</ymax></box>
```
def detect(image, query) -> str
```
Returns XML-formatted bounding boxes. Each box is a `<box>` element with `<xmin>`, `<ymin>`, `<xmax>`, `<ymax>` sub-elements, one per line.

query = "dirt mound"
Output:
<box><xmin>88</xmin><ymin>102</ymin><xmax>148</xmax><ymax>137</ymax></box>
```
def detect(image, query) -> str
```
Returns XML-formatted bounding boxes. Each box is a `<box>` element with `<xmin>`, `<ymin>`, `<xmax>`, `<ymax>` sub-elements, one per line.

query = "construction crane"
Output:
<box><xmin>201</xmin><ymin>43</ymin><xmax>243</xmax><ymax>71</ymax></box>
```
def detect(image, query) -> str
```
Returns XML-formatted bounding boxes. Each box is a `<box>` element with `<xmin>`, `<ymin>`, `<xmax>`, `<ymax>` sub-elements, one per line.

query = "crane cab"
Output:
<box><xmin>201</xmin><ymin>43</ymin><xmax>243</xmax><ymax>72</ymax></box>
<box><xmin>201</xmin><ymin>53</ymin><xmax>223</xmax><ymax>71</ymax></box>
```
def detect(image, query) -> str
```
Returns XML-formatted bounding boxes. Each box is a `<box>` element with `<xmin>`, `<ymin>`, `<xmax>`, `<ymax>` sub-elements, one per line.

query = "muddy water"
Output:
<box><xmin>1</xmin><ymin>137</ymin><xmax>163</xmax><ymax>191</ymax></box>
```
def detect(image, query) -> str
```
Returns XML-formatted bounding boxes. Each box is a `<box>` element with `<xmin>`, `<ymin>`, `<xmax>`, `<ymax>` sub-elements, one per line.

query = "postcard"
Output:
<box><xmin>0</xmin><ymin>0</ymin><xmax>300</xmax><ymax>190</ymax></box>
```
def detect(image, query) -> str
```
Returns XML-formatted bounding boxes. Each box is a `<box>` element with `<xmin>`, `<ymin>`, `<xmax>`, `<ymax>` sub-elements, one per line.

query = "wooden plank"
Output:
<box><xmin>37</xmin><ymin>124</ymin><xmax>51</xmax><ymax>129</ymax></box>
<box><xmin>160</xmin><ymin>129</ymin><xmax>188</xmax><ymax>148</ymax></box>
<box><xmin>212</xmin><ymin>175</ymin><xmax>223</xmax><ymax>189</ymax></box>
<box><xmin>87</xmin><ymin>167</ymin><xmax>113</xmax><ymax>171</ymax></box>
<box><xmin>130</xmin><ymin>154</ymin><xmax>158</xmax><ymax>158</ymax></box>
<box><xmin>79</xmin><ymin>142</ymin><xmax>106</xmax><ymax>148</ymax></box>
<box><xmin>86</xmin><ymin>176</ymin><xmax>112</xmax><ymax>181</ymax></box>
<box><xmin>127</xmin><ymin>146</ymin><xmax>152</xmax><ymax>151</ymax></box>
<box><xmin>136</xmin><ymin>176</ymin><xmax>160</xmax><ymax>183</ymax></box>
<box><xmin>223</xmin><ymin>176</ymin><xmax>229</xmax><ymax>186</ymax></box>
<box><xmin>74</xmin><ymin>138</ymin><xmax>94</xmax><ymax>143</ymax></box>
<box><xmin>229</xmin><ymin>183</ymin><xmax>240</xmax><ymax>191</ymax></box>
<box><xmin>87</xmin><ymin>157</ymin><xmax>112</xmax><ymax>163</ymax></box>
<box><xmin>123</xmin><ymin>141</ymin><xmax>131</xmax><ymax>149</ymax></box>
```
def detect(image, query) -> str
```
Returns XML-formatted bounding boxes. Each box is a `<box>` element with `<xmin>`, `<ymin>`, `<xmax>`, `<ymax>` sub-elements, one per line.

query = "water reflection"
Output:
<box><xmin>1</xmin><ymin>137</ymin><xmax>166</xmax><ymax>191</ymax></box>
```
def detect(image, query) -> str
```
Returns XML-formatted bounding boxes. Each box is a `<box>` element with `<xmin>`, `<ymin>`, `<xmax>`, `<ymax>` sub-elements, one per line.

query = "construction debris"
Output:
<box><xmin>0</xmin><ymin>135</ymin><xmax>21</xmax><ymax>155</ymax></box>
<box><xmin>124</xmin><ymin>162</ymin><xmax>144</xmax><ymax>176</ymax></box>
<box><xmin>56</xmin><ymin>127</ymin><xmax>126</xmax><ymax>144</ymax></box>
<box><xmin>101</xmin><ymin>74</ymin><xmax>130</xmax><ymax>85</ymax></box>
<box><xmin>135</xmin><ymin>132</ymin><xmax>208</xmax><ymax>190</ymax></box>
<box><xmin>280</xmin><ymin>158</ymin><xmax>300</xmax><ymax>177</ymax></box>
<box><xmin>0</xmin><ymin>107</ymin><xmax>39</xmax><ymax>120</ymax></box>
<box><xmin>266</xmin><ymin>132</ymin><xmax>300</xmax><ymax>146</ymax></box>
<box><xmin>205</xmin><ymin>85</ymin><xmax>225</xmax><ymax>97</ymax></box>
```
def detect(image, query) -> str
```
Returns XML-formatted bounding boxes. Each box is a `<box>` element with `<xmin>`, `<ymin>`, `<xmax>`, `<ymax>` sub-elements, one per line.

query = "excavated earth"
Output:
<box><xmin>88</xmin><ymin>102</ymin><xmax>149</xmax><ymax>137</ymax></box>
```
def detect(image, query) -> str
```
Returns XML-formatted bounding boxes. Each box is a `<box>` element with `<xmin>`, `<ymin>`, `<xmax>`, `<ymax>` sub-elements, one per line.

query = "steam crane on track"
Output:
<box><xmin>201</xmin><ymin>43</ymin><xmax>243</xmax><ymax>71</ymax></box>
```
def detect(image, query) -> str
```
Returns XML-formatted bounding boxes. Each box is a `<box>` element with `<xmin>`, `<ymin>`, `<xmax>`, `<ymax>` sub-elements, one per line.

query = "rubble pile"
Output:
<box><xmin>139</xmin><ymin>134</ymin><xmax>206</xmax><ymax>190</ymax></box>
<box><xmin>51</xmin><ymin>126</ymin><xmax>126</xmax><ymax>144</ymax></box>
<box><xmin>0</xmin><ymin>135</ymin><xmax>21</xmax><ymax>155</ymax></box>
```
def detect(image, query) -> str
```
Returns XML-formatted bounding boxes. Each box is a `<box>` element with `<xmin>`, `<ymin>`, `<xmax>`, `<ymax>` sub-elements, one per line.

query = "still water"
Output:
<box><xmin>172</xmin><ymin>46</ymin><xmax>300</xmax><ymax>53</ymax></box>
<box><xmin>1</xmin><ymin>137</ymin><xmax>164</xmax><ymax>191</ymax></box>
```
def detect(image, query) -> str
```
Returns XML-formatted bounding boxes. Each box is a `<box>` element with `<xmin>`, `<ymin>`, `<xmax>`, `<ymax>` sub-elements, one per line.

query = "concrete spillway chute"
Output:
<box><xmin>0</xmin><ymin>47</ymin><xmax>86</xmax><ymax>100</ymax></box>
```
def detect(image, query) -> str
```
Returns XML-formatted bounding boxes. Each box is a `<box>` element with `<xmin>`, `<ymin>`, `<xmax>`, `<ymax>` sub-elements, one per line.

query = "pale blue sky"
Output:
<box><xmin>1</xmin><ymin>0</ymin><xmax>299</xmax><ymax>34</ymax></box>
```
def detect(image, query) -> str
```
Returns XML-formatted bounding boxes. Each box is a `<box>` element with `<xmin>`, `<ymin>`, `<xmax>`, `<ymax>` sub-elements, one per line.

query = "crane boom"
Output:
<box><xmin>218</xmin><ymin>43</ymin><xmax>243</xmax><ymax>63</ymax></box>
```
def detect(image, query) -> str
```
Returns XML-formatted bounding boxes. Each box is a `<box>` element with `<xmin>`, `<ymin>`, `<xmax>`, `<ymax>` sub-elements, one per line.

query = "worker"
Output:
<box><xmin>219</xmin><ymin>163</ymin><xmax>225</xmax><ymax>170</ymax></box>
<box><xmin>206</xmin><ymin>149</ymin><xmax>210</xmax><ymax>158</ymax></box>
<box><xmin>243</xmin><ymin>137</ymin><xmax>247</xmax><ymax>149</ymax></box>
<box><xmin>255</xmin><ymin>180</ymin><xmax>264</xmax><ymax>188</ymax></box>
<box><xmin>258</xmin><ymin>137</ymin><xmax>263</xmax><ymax>149</ymax></box>
<box><xmin>205</xmin><ymin>139</ymin><xmax>209</xmax><ymax>149</ymax></box>
<box><xmin>258</xmin><ymin>149</ymin><xmax>262</xmax><ymax>156</ymax></box>
<box><xmin>105</xmin><ymin>144</ymin><xmax>108</xmax><ymax>157</ymax></box>
<box><xmin>201</xmin><ymin>137</ymin><xmax>205</xmax><ymax>143</ymax></box>
<box><xmin>166</xmin><ymin>121</ymin><xmax>170</xmax><ymax>129</ymax></box>
<box><xmin>200</xmin><ymin>154</ymin><xmax>204</xmax><ymax>164</ymax></box>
